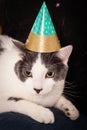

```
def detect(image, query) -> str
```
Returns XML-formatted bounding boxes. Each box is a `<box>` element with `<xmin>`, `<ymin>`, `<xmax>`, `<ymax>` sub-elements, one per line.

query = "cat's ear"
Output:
<box><xmin>11</xmin><ymin>39</ymin><xmax>24</xmax><ymax>50</ymax></box>
<box><xmin>57</xmin><ymin>45</ymin><xmax>73</xmax><ymax>65</ymax></box>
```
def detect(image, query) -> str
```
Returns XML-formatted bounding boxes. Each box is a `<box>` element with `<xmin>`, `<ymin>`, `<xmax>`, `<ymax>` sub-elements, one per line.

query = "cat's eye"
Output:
<box><xmin>24</xmin><ymin>70</ymin><xmax>32</xmax><ymax>77</ymax></box>
<box><xmin>45</xmin><ymin>72</ymin><xmax>55</xmax><ymax>78</ymax></box>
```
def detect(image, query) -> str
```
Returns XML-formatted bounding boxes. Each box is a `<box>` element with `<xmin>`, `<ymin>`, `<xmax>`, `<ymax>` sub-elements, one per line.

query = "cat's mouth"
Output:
<box><xmin>33</xmin><ymin>90</ymin><xmax>50</xmax><ymax>96</ymax></box>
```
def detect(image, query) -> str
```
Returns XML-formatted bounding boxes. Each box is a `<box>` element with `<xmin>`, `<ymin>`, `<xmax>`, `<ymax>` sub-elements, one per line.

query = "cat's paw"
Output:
<box><xmin>35</xmin><ymin>107</ymin><xmax>55</xmax><ymax>124</ymax></box>
<box><xmin>62</xmin><ymin>102</ymin><xmax>79</xmax><ymax>120</ymax></box>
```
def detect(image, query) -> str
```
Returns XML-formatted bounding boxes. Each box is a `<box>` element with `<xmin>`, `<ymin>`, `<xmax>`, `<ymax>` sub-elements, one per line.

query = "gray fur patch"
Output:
<box><xmin>8</xmin><ymin>97</ymin><xmax>23</xmax><ymax>102</ymax></box>
<box><xmin>15</xmin><ymin>50</ymin><xmax>38</xmax><ymax>81</ymax></box>
<box><xmin>41</xmin><ymin>52</ymin><xmax>68</xmax><ymax>81</ymax></box>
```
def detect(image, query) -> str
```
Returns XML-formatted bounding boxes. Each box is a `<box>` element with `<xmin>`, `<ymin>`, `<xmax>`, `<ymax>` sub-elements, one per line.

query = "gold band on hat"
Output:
<box><xmin>25</xmin><ymin>32</ymin><xmax>61</xmax><ymax>53</ymax></box>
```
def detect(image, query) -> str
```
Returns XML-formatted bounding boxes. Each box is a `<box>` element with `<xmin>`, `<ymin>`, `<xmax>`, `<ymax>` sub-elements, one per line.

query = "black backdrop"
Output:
<box><xmin>0</xmin><ymin>0</ymin><xmax>87</xmax><ymax>115</ymax></box>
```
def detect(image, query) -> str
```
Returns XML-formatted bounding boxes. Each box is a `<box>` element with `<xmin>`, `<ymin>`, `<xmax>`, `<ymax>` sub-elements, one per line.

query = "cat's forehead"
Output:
<box><xmin>31</xmin><ymin>54</ymin><xmax>48</xmax><ymax>76</ymax></box>
<box><xmin>25</xmin><ymin>50</ymin><xmax>62</xmax><ymax>65</ymax></box>
<box><xmin>24</xmin><ymin>50</ymin><xmax>64</xmax><ymax>72</ymax></box>
<box><xmin>15</xmin><ymin>50</ymin><xmax>67</xmax><ymax>82</ymax></box>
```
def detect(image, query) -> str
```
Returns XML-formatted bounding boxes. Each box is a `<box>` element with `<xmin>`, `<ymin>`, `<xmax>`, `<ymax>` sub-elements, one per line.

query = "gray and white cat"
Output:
<box><xmin>0</xmin><ymin>35</ymin><xmax>79</xmax><ymax>124</ymax></box>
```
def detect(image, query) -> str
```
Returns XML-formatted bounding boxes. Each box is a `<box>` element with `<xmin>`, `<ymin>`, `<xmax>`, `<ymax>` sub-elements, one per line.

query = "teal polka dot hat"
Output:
<box><xmin>31</xmin><ymin>2</ymin><xmax>56</xmax><ymax>36</ymax></box>
<box><xmin>25</xmin><ymin>2</ymin><xmax>61</xmax><ymax>53</ymax></box>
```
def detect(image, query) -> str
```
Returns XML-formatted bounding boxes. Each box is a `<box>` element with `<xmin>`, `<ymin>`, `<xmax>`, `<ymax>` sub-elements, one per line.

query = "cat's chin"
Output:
<box><xmin>28</xmin><ymin>91</ymin><xmax>58</xmax><ymax>107</ymax></box>
<box><xmin>33</xmin><ymin>93</ymin><xmax>47</xmax><ymax>97</ymax></box>
<box><xmin>28</xmin><ymin>91</ymin><xmax>51</xmax><ymax>100</ymax></box>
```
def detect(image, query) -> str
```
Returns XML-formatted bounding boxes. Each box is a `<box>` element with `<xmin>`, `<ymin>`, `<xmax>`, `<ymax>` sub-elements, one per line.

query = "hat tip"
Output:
<box><xmin>43</xmin><ymin>1</ymin><xmax>46</xmax><ymax>4</ymax></box>
<box><xmin>42</xmin><ymin>1</ymin><xmax>47</xmax><ymax>7</ymax></box>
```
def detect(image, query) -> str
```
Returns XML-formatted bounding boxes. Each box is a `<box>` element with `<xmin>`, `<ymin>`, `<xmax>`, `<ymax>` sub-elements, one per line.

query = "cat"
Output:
<box><xmin>0</xmin><ymin>35</ymin><xmax>79</xmax><ymax>124</ymax></box>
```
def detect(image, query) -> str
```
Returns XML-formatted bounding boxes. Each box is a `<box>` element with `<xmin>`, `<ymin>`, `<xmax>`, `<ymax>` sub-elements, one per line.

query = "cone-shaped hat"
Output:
<box><xmin>25</xmin><ymin>2</ymin><xmax>61</xmax><ymax>52</ymax></box>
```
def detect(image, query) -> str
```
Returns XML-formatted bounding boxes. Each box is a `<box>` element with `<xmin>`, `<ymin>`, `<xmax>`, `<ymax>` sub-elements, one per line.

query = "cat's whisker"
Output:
<box><xmin>64</xmin><ymin>89</ymin><xmax>80</xmax><ymax>95</ymax></box>
<box><xmin>63</xmin><ymin>92</ymin><xmax>79</xmax><ymax>98</ymax></box>
<box><xmin>63</xmin><ymin>90</ymin><xmax>81</xmax><ymax>98</ymax></box>
<box><xmin>65</xmin><ymin>81</ymin><xmax>78</xmax><ymax>87</ymax></box>
<box><xmin>64</xmin><ymin>86</ymin><xmax>76</xmax><ymax>90</ymax></box>
<box><xmin>64</xmin><ymin>87</ymin><xmax>80</xmax><ymax>92</ymax></box>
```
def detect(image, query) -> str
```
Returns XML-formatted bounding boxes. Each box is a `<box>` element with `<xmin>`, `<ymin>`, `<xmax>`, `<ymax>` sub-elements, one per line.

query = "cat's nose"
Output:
<box><xmin>34</xmin><ymin>88</ymin><xmax>43</xmax><ymax>94</ymax></box>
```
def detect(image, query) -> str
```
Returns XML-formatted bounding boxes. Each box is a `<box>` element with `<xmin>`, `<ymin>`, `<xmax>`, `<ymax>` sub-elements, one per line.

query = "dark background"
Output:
<box><xmin>0</xmin><ymin>0</ymin><xmax>87</xmax><ymax>115</ymax></box>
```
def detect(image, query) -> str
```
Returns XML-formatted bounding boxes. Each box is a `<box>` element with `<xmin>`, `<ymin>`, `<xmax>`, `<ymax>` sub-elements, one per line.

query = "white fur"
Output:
<box><xmin>0</xmin><ymin>35</ymin><xmax>79</xmax><ymax>124</ymax></box>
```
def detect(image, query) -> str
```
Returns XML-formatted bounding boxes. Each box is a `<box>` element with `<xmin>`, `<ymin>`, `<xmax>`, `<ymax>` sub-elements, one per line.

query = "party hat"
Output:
<box><xmin>25</xmin><ymin>2</ymin><xmax>61</xmax><ymax>52</ymax></box>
